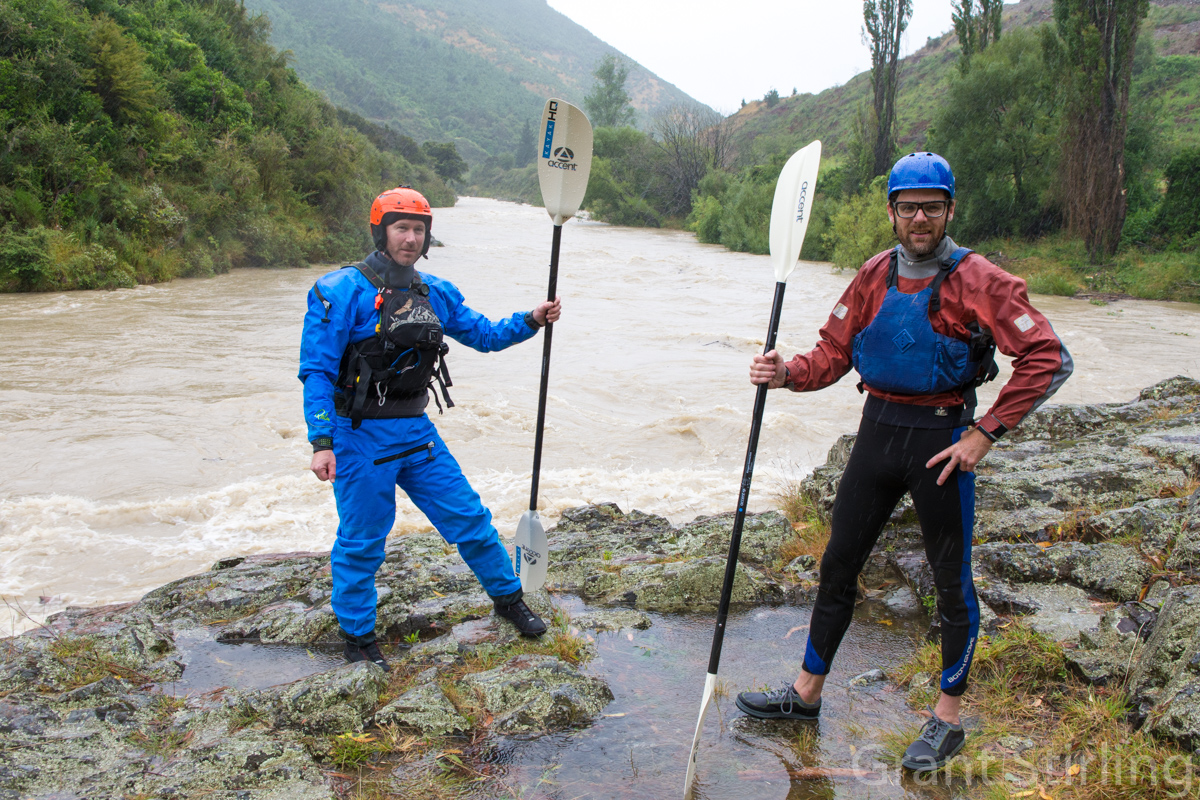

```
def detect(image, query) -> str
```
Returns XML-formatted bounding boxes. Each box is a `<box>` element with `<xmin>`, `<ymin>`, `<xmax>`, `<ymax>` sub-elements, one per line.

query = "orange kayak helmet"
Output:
<box><xmin>370</xmin><ymin>186</ymin><xmax>433</xmax><ymax>257</ymax></box>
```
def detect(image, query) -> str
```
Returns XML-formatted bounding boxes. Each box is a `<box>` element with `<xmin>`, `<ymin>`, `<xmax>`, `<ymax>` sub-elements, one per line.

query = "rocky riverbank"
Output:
<box><xmin>802</xmin><ymin>375</ymin><xmax>1200</xmax><ymax>753</ymax></box>
<box><xmin>2</xmin><ymin>377</ymin><xmax>1198</xmax><ymax>798</ymax></box>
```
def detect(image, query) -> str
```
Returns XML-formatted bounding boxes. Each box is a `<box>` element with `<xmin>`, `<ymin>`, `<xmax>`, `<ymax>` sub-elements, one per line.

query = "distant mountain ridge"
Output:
<box><xmin>244</xmin><ymin>0</ymin><xmax>706</xmax><ymax>161</ymax></box>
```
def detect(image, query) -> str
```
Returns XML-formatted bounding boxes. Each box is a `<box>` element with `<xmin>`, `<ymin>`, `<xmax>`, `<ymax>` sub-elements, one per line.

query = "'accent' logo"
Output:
<box><xmin>795</xmin><ymin>181</ymin><xmax>809</xmax><ymax>222</ymax></box>
<box><xmin>554</xmin><ymin>146</ymin><xmax>574</xmax><ymax>163</ymax></box>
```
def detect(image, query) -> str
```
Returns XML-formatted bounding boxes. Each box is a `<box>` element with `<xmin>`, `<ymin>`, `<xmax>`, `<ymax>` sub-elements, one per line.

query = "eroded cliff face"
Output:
<box><xmin>2</xmin><ymin>377</ymin><xmax>1198</xmax><ymax>798</ymax></box>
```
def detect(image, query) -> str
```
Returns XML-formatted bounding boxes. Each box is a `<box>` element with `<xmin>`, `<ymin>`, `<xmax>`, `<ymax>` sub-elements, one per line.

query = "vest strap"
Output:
<box><xmin>887</xmin><ymin>246</ymin><xmax>973</xmax><ymax>311</ymax></box>
<box><xmin>351</xmin><ymin>260</ymin><xmax>386</xmax><ymax>289</ymax></box>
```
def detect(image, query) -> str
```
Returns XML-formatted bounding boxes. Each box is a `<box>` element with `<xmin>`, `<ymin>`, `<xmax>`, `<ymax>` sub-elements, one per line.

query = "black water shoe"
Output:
<box><xmin>343</xmin><ymin>640</ymin><xmax>391</xmax><ymax>672</ymax></box>
<box><xmin>494</xmin><ymin>598</ymin><xmax>547</xmax><ymax>637</ymax></box>
<box><xmin>735</xmin><ymin>684</ymin><xmax>821</xmax><ymax>720</ymax></box>
<box><xmin>901</xmin><ymin>711</ymin><xmax>965</xmax><ymax>772</ymax></box>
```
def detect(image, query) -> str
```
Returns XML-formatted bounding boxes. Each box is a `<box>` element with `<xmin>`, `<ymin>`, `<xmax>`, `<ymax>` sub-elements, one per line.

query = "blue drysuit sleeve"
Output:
<box><xmin>298</xmin><ymin>273</ymin><xmax>357</xmax><ymax>443</ymax></box>
<box><xmin>426</xmin><ymin>275</ymin><xmax>539</xmax><ymax>352</ymax></box>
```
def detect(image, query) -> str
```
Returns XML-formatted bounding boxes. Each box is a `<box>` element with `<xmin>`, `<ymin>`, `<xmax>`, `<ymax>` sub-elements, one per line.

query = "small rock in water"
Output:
<box><xmin>882</xmin><ymin>585</ymin><xmax>921</xmax><ymax>615</ymax></box>
<box><xmin>848</xmin><ymin>668</ymin><xmax>887</xmax><ymax>687</ymax></box>
<box><xmin>570</xmin><ymin>609</ymin><xmax>651</xmax><ymax>632</ymax></box>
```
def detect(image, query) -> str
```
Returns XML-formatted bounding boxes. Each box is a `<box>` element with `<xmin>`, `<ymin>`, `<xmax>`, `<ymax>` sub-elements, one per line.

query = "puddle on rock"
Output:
<box><xmin>156</xmin><ymin>627</ymin><xmax>344</xmax><ymax>694</ymax></box>
<box><xmin>472</xmin><ymin>598</ymin><xmax>969</xmax><ymax>800</ymax></box>
<box><xmin>150</xmin><ymin>597</ymin><xmax>972</xmax><ymax>798</ymax></box>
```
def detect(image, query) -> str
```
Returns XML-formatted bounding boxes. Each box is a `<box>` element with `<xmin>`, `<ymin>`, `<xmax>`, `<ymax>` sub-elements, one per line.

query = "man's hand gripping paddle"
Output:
<box><xmin>514</xmin><ymin>99</ymin><xmax>594</xmax><ymax>593</ymax></box>
<box><xmin>682</xmin><ymin>140</ymin><xmax>822</xmax><ymax>798</ymax></box>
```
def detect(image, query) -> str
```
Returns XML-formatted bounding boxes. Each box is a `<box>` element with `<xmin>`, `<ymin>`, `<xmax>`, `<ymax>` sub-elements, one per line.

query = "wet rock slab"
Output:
<box><xmin>546</xmin><ymin>504</ymin><xmax>794</xmax><ymax>610</ymax></box>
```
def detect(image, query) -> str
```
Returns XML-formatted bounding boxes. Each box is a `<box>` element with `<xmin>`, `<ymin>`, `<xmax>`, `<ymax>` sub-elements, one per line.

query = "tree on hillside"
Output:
<box><xmin>952</xmin><ymin>0</ymin><xmax>1003</xmax><ymax>70</ymax></box>
<box><xmin>1045</xmin><ymin>0</ymin><xmax>1149</xmax><ymax>261</ymax></box>
<box><xmin>421</xmin><ymin>141</ymin><xmax>467</xmax><ymax>183</ymax></box>
<box><xmin>584</xmin><ymin>54</ymin><xmax>636</xmax><ymax>128</ymax></box>
<box><xmin>515</xmin><ymin>119</ymin><xmax>536</xmax><ymax>167</ymax></box>
<box><xmin>652</xmin><ymin>105</ymin><xmax>732</xmax><ymax>217</ymax></box>
<box><xmin>87</xmin><ymin>16</ymin><xmax>159</xmax><ymax>126</ymax></box>
<box><xmin>933</xmin><ymin>29</ymin><xmax>1059</xmax><ymax>241</ymax></box>
<box><xmin>863</xmin><ymin>0</ymin><xmax>913</xmax><ymax>177</ymax></box>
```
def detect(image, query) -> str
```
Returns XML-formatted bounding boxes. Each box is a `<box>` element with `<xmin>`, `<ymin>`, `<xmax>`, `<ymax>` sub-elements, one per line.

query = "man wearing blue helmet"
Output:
<box><xmin>737</xmin><ymin>153</ymin><xmax>1073</xmax><ymax>772</ymax></box>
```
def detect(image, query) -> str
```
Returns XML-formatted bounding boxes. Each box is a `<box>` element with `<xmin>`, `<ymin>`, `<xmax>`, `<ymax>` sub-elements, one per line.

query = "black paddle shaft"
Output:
<box><xmin>529</xmin><ymin>224</ymin><xmax>562</xmax><ymax>511</ymax></box>
<box><xmin>705</xmin><ymin>280</ymin><xmax>788</xmax><ymax>675</ymax></box>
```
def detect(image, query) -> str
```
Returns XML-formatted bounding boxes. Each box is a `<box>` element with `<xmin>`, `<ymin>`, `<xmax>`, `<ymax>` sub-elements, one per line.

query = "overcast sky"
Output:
<box><xmin>545</xmin><ymin>1</ymin><xmax>1017</xmax><ymax>112</ymax></box>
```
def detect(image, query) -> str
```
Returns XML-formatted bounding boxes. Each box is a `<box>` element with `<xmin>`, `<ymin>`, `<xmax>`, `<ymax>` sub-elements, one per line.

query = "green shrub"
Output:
<box><xmin>824</xmin><ymin>176</ymin><xmax>894</xmax><ymax>270</ymax></box>
<box><xmin>0</xmin><ymin>227</ymin><xmax>52</xmax><ymax>291</ymax></box>
<box><xmin>1024</xmin><ymin>268</ymin><xmax>1079</xmax><ymax>297</ymax></box>
<box><xmin>1155</xmin><ymin>147</ymin><xmax>1200</xmax><ymax>243</ymax></box>
<box><xmin>717</xmin><ymin>177</ymin><xmax>772</xmax><ymax>254</ymax></box>
<box><xmin>687</xmin><ymin>193</ymin><xmax>722</xmax><ymax>244</ymax></box>
<box><xmin>1121</xmin><ymin>205</ymin><xmax>1159</xmax><ymax>249</ymax></box>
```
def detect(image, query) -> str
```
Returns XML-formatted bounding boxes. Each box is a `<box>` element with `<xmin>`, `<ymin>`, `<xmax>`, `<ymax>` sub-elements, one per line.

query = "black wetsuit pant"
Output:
<box><xmin>802</xmin><ymin>416</ymin><xmax>981</xmax><ymax>696</ymax></box>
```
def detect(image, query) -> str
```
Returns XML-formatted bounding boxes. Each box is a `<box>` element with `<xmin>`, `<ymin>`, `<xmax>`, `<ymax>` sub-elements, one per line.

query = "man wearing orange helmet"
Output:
<box><xmin>299</xmin><ymin>187</ymin><xmax>561</xmax><ymax>670</ymax></box>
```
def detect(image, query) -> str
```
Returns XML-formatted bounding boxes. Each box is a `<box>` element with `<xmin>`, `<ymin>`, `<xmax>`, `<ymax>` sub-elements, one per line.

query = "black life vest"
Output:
<box><xmin>326</xmin><ymin>262</ymin><xmax>454</xmax><ymax>429</ymax></box>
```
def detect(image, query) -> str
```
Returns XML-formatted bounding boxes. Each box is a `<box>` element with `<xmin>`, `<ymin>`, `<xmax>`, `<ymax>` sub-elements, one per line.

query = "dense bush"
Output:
<box><xmin>1154</xmin><ymin>147</ymin><xmax>1200</xmax><ymax>244</ymax></box>
<box><xmin>824</xmin><ymin>176</ymin><xmax>894</xmax><ymax>270</ymax></box>
<box><xmin>687</xmin><ymin>162</ymin><xmax>781</xmax><ymax>255</ymax></box>
<box><xmin>0</xmin><ymin>0</ymin><xmax>456</xmax><ymax>292</ymax></box>
<box><xmin>930</xmin><ymin>29</ymin><xmax>1060</xmax><ymax>241</ymax></box>
<box><xmin>582</xmin><ymin>126</ymin><xmax>664</xmax><ymax>227</ymax></box>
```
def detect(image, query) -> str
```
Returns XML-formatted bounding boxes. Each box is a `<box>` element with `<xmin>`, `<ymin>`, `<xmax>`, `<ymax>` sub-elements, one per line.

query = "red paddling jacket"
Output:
<box><xmin>783</xmin><ymin>248</ymin><xmax>1073</xmax><ymax>439</ymax></box>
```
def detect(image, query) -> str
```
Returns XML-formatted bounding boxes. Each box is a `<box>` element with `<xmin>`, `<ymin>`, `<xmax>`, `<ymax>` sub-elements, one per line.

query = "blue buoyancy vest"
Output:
<box><xmin>852</xmin><ymin>246</ymin><xmax>996</xmax><ymax>397</ymax></box>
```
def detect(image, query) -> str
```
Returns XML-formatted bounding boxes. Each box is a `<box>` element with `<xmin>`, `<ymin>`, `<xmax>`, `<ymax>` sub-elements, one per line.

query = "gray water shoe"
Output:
<box><xmin>902</xmin><ymin>710</ymin><xmax>965</xmax><ymax>771</ymax></box>
<box><xmin>735</xmin><ymin>684</ymin><xmax>821</xmax><ymax>720</ymax></box>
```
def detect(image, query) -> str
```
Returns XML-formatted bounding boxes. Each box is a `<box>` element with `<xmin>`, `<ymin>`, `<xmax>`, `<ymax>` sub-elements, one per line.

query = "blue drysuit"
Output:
<box><xmin>299</xmin><ymin>250</ymin><xmax>538</xmax><ymax>639</ymax></box>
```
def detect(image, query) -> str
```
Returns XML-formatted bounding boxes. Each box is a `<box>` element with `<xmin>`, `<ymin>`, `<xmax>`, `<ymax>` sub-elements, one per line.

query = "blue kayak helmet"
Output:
<box><xmin>887</xmin><ymin>152</ymin><xmax>955</xmax><ymax>200</ymax></box>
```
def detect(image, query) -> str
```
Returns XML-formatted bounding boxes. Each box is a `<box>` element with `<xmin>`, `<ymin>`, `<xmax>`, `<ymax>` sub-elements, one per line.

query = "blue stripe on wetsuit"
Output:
<box><xmin>941</xmin><ymin>425</ymin><xmax>980</xmax><ymax>693</ymax></box>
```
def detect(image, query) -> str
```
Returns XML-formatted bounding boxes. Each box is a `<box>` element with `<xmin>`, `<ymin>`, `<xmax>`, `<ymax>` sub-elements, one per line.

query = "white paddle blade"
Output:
<box><xmin>682</xmin><ymin>672</ymin><xmax>719</xmax><ymax>798</ymax></box>
<box><xmin>514</xmin><ymin>509</ymin><xmax>548</xmax><ymax>592</ymax></box>
<box><xmin>768</xmin><ymin>140</ymin><xmax>823</xmax><ymax>283</ymax></box>
<box><xmin>537</xmin><ymin>99</ymin><xmax>594</xmax><ymax>226</ymax></box>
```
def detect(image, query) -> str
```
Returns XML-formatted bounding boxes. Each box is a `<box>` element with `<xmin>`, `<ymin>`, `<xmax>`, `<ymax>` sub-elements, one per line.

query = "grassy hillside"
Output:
<box><xmin>243</xmin><ymin>0</ymin><xmax>705</xmax><ymax>162</ymax></box>
<box><xmin>0</xmin><ymin>0</ymin><xmax>452</xmax><ymax>292</ymax></box>
<box><xmin>729</xmin><ymin>0</ymin><xmax>1200</xmax><ymax>163</ymax></box>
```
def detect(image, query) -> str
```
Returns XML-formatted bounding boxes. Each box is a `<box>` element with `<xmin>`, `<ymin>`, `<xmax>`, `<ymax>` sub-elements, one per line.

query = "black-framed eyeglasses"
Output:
<box><xmin>892</xmin><ymin>201</ymin><xmax>948</xmax><ymax>219</ymax></box>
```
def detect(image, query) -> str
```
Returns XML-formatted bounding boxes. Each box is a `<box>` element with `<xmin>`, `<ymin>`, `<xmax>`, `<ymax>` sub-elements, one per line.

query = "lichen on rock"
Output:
<box><xmin>460</xmin><ymin>654</ymin><xmax>613</xmax><ymax>734</ymax></box>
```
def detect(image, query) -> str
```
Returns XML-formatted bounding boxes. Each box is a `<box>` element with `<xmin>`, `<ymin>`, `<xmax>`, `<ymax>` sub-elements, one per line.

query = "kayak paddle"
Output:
<box><xmin>514</xmin><ymin>98</ymin><xmax>594</xmax><ymax>593</ymax></box>
<box><xmin>682</xmin><ymin>140</ymin><xmax>822</xmax><ymax>798</ymax></box>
